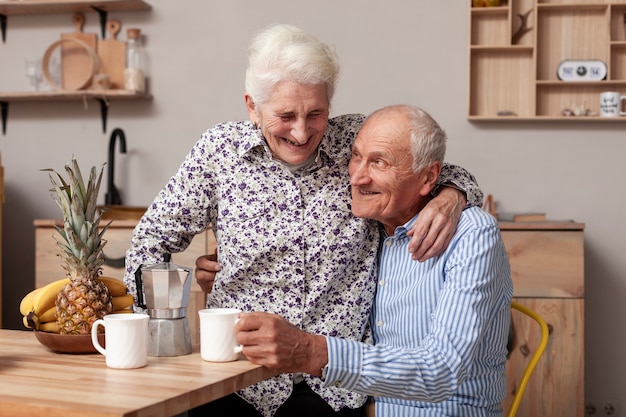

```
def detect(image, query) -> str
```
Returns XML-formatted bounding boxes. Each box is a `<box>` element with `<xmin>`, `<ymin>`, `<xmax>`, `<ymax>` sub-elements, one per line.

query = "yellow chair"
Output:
<box><xmin>506</xmin><ymin>301</ymin><xmax>550</xmax><ymax>417</ymax></box>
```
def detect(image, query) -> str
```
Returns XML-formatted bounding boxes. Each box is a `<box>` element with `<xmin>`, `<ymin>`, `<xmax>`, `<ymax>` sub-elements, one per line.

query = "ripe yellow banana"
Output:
<box><xmin>23</xmin><ymin>311</ymin><xmax>40</xmax><ymax>330</ymax></box>
<box><xmin>97</xmin><ymin>276</ymin><xmax>128</xmax><ymax>297</ymax></box>
<box><xmin>31</xmin><ymin>279</ymin><xmax>70</xmax><ymax>317</ymax></box>
<box><xmin>19</xmin><ymin>286</ymin><xmax>44</xmax><ymax>316</ymax></box>
<box><xmin>112</xmin><ymin>294</ymin><xmax>134</xmax><ymax>311</ymax></box>
<box><xmin>39</xmin><ymin>321</ymin><xmax>60</xmax><ymax>333</ymax></box>
<box><xmin>38</xmin><ymin>306</ymin><xmax>57</xmax><ymax>323</ymax></box>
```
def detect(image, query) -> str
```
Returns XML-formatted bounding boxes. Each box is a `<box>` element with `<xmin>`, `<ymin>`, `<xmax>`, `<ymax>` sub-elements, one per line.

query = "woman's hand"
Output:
<box><xmin>407</xmin><ymin>186</ymin><xmax>466</xmax><ymax>262</ymax></box>
<box><xmin>195</xmin><ymin>254</ymin><xmax>221</xmax><ymax>294</ymax></box>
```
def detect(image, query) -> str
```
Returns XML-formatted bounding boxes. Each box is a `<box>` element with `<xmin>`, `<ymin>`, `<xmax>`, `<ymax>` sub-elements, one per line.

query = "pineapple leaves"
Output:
<box><xmin>43</xmin><ymin>156</ymin><xmax>108</xmax><ymax>280</ymax></box>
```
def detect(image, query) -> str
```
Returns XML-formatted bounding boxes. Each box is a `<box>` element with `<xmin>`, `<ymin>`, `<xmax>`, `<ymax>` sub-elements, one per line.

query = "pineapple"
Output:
<box><xmin>44</xmin><ymin>157</ymin><xmax>113</xmax><ymax>335</ymax></box>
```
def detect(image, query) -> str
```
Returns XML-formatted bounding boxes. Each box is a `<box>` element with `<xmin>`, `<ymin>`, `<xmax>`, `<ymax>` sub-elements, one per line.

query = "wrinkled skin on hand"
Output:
<box><xmin>235</xmin><ymin>311</ymin><xmax>328</xmax><ymax>376</ymax></box>
<box><xmin>407</xmin><ymin>187</ymin><xmax>465</xmax><ymax>261</ymax></box>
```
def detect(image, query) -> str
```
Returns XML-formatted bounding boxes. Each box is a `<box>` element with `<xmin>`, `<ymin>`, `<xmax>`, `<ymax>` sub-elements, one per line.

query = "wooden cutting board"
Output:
<box><xmin>61</xmin><ymin>13</ymin><xmax>97</xmax><ymax>90</ymax></box>
<box><xmin>97</xmin><ymin>20</ymin><xmax>126</xmax><ymax>89</ymax></box>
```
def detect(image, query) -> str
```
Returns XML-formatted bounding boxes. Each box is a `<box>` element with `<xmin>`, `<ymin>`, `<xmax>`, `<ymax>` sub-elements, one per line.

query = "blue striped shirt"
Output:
<box><xmin>325</xmin><ymin>206</ymin><xmax>513</xmax><ymax>417</ymax></box>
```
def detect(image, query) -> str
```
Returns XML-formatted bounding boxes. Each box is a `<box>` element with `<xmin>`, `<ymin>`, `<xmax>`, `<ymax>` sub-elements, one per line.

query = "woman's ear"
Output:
<box><xmin>245</xmin><ymin>94</ymin><xmax>258</xmax><ymax>123</ymax></box>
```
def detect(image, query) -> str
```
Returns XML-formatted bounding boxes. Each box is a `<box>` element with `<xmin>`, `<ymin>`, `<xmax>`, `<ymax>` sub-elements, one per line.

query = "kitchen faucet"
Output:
<box><xmin>105</xmin><ymin>128</ymin><xmax>126</xmax><ymax>205</ymax></box>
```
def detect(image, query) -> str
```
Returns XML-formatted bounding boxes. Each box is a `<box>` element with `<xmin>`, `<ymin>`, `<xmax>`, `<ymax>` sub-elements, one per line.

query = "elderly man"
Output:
<box><xmin>237</xmin><ymin>104</ymin><xmax>513</xmax><ymax>417</ymax></box>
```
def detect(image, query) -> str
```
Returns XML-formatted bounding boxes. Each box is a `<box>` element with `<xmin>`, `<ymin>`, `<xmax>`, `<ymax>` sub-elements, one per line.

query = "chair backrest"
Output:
<box><xmin>506</xmin><ymin>301</ymin><xmax>550</xmax><ymax>417</ymax></box>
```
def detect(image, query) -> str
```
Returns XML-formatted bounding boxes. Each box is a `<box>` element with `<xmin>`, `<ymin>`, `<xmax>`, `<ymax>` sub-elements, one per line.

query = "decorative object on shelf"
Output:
<box><xmin>24</xmin><ymin>57</ymin><xmax>43</xmax><ymax>92</ymax></box>
<box><xmin>497</xmin><ymin>110</ymin><xmax>518</xmax><ymax>116</ymax></box>
<box><xmin>557</xmin><ymin>60</ymin><xmax>607</xmax><ymax>82</ymax></box>
<box><xmin>61</xmin><ymin>13</ymin><xmax>98</xmax><ymax>90</ymax></box>
<box><xmin>599</xmin><ymin>91</ymin><xmax>626</xmax><ymax>117</ymax></box>
<box><xmin>96</xmin><ymin>20</ymin><xmax>126</xmax><ymax>89</ymax></box>
<box><xmin>92</xmin><ymin>73</ymin><xmax>111</xmax><ymax>91</ymax></box>
<box><xmin>472</xmin><ymin>0</ymin><xmax>501</xmax><ymax>6</ymax></box>
<box><xmin>482</xmin><ymin>194</ymin><xmax>547</xmax><ymax>222</ymax></box>
<box><xmin>512</xmin><ymin>9</ymin><xmax>533</xmax><ymax>45</ymax></box>
<box><xmin>124</xmin><ymin>28</ymin><xmax>146</xmax><ymax>92</ymax></box>
<box><xmin>42</xmin><ymin>38</ymin><xmax>99</xmax><ymax>91</ymax></box>
<box><xmin>561</xmin><ymin>103</ymin><xmax>595</xmax><ymax>117</ymax></box>
<box><xmin>482</xmin><ymin>194</ymin><xmax>497</xmax><ymax>219</ymax></box>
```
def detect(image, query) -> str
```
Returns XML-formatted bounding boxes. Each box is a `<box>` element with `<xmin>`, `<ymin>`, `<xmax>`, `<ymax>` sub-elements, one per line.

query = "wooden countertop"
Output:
<box><xmin>0</xmin><ymin>329</ymin><xmax>277</xmax><ymax>417</ymax></box>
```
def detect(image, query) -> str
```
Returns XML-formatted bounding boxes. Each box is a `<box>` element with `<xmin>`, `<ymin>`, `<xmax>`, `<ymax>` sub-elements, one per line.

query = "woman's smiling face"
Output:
<box><xmin>246</xmin><ymin>80</ymin><xmax>330</xmax><ymax>165</ymax></box>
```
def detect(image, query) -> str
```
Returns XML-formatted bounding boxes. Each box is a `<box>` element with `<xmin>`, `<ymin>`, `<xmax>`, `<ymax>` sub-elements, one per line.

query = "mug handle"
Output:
<box><xmin>91</xmin><ymin>319</ymin><xmax>106</xmax><ymax>356</ymax></box>
<box><xmin>234</xmin><ymin>317</ymin><xmax>243</xmax><ymax>355</ymax></box>
<box><xmin>620</xmin><ymin>96</ymin><xmax>626</xmax><ymax>116</ymax></box>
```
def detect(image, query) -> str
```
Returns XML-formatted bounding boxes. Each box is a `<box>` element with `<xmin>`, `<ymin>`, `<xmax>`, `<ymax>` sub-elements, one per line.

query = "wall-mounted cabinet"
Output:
<box><xmin>468</xmin><ymin>0</ymin><xmax>626</xmax><ymax>121</ymax></box>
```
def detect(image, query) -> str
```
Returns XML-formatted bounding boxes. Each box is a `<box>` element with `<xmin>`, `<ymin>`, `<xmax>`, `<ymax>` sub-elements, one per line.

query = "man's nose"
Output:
<box><xmin>349</xmin><ymin>162</ymin><xmax>369</xmax><ymax>185</ymax></box>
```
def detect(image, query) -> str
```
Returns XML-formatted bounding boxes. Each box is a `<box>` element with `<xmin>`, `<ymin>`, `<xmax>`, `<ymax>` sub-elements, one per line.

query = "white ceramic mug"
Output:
<box><xmin>91</xmin><ymin>314</ymin><xmax>149</xmax><ymax>369</ymax></box>
<box><xmin>198</xmin><ymin>308</ymin><xmax>243</xmax><ymax>362</ymax></box>
<box><xmin>599</xmin><ymin>91</ymin><xmax>626</xmax><ymax>117</ymax></box>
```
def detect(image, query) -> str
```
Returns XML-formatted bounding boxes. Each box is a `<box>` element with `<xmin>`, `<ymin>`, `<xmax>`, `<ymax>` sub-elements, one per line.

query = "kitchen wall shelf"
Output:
<box><xmin>468</xmin><ymin>0</ymin><xmax>626</xmax><ymax>122</ymax></box>
<box><xmin>0</xmin><ymin>0</ymin><xmax>152</xmax><ymax>134</ymax></box>
<box><xmin>0</xmin><ymin>90</ymin><xmax>152</xmax><ymax>134</ymax></box>
<box><xmin>0</xmin><ymin>0</ymin><xmax>151</xmax><ymax>41</ymax></box>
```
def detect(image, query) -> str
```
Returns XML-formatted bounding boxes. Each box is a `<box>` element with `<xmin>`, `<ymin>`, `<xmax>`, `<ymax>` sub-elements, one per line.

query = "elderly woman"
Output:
<box><xmin>124</xmin><ymin>24</ymin><xmax>483</xmax><ymax>417</ymax></box>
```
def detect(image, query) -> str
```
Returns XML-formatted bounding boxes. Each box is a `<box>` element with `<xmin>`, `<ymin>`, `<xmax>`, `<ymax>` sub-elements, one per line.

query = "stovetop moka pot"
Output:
<box><xmin>135</xmin><ymin>253</ymin><xmax>192</xmax><ymax>357</ymax></box>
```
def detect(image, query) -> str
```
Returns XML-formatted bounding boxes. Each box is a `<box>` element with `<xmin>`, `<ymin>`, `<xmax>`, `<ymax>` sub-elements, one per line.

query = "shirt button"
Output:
<box><xmin>379</xmin><ymin>279</ymin><xmax>385</xmax><ymax>286</ymax></box>
<box><xmin>385</xmin><ymin>240</ymin><xmax>392</xmax><ymax>247</ymax></box>
<box><xmin>376</xmin><ymin>320</ymin><xmax>383</xmax><ymax>327</ymax></box>
<box><xmin>333</xmin><ymin>381</ymin><xmax>342</xmax><ymax>387</ymax></box>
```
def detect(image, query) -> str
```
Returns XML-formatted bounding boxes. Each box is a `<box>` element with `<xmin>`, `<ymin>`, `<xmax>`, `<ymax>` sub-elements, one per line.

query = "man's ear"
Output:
<box><xmin>420</xmin><ymin>161</ymin><xmax>443</xmax><ymax>196</ymax></box>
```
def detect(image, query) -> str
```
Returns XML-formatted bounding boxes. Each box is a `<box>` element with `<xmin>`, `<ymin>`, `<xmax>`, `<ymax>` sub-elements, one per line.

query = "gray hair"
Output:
<box><xmin>245</xmin><ymin>24</ymin><xmax>340</xmax><ymax>107</ymax></box>
<box><xmin>367</xmin><ymin>105</ymin><xmax>447</xmax><ymax>173</ymax></box>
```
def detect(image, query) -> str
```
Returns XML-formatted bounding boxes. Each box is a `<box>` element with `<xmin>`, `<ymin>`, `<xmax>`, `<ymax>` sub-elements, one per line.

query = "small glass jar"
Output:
<box><xmin>124</xmin><ymin>28</ymin><xmax>146</xmax><ymax>92</ymax></box>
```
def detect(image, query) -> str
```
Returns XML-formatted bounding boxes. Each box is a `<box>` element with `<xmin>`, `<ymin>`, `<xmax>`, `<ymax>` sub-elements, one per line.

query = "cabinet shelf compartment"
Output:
<box><xmin>536</xmin><ymin>7</ymin><xmax>608</xmax><ymax>81</ymax></box>
<box><xmin>610</xmin><ymin>4</ymin><xmax>626</xmax><ymax>42</ymax></box>
<box><xmin>612</xmin><ymin>43</ymin><xmax>626</xmax><ymax>79</ymax></box>
<box><xmin>469</xmin><ymin>49</ymin><xmax>534</xmax><ymax>117</ymax></box>
<box><xmin>535</xmin><ymin>82</ymin><xmax>624</xmax><ymax>116</ymax></box>
<box><xmin>471</xmin><ymin>7</ymin><xmax>510</xmax><ymax>47</ymax></box>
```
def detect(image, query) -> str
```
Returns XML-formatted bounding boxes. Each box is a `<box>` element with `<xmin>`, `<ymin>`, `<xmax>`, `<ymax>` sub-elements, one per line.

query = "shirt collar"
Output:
<box><xmin>380</xmin><ymin>212</ymin><xmax>420</xmax><ymax>239</ymax></box>
<box><xmin>240</xmin><ymin>122</ymin><xmax>337</xmax><ymax>171</ymax></box>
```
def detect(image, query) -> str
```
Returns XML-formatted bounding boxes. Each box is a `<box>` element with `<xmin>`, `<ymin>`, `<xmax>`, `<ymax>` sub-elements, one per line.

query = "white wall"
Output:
<box><xmin>1</xmin><ymin>1</ymin><xmax>623</xmax><ymax>410</ymax></box>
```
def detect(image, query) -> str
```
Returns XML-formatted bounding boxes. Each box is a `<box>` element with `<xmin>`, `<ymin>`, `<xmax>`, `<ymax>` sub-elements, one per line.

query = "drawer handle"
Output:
<box><xmin>103</xmin><ymin>254</ymin><xmax>125</xmax><ymax>268</ymax></box>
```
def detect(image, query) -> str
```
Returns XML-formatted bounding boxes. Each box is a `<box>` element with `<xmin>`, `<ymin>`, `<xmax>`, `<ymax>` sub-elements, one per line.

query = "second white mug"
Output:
<box><xmin>599</xmin><ymin>91</ymin><xmax>626</xmax><ymax>117</ymax></box>
<box><xmin>198</xmin><ymin>308</ymin><xmax>243</xmax><ymax>362</ymax></box>
<box><xmin>91</xmin><ymin>313</ymin><xmax>149</xmax><ymax>369</ymax></box>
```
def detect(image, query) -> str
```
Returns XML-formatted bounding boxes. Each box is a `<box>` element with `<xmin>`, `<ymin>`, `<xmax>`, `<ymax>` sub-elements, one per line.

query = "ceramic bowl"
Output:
<box><xmin>34</xmin><ymin>330</ymin><xmax>105</xmax><ymax>354</ymax></box>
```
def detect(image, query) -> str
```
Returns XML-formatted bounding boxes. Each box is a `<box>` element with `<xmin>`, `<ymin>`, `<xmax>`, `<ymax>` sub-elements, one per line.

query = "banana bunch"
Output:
<box><xmin>20</xmin><ymin>276</ymin><xmax>135</xmax><ymax>333</ymax></box>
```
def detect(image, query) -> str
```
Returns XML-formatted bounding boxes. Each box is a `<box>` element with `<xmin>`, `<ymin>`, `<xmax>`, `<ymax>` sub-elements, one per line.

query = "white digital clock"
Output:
<box><xmin>557</xmin><ymin>60</ymin><xmax>607</xmax><ymax>82</ymax></box>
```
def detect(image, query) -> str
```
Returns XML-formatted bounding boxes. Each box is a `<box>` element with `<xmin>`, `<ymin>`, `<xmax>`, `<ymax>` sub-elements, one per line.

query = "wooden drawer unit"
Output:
<box><xmin>499</xmin><ymin>221</ymin><xmax>585</xmax><ymax>417</ymax></box>
<box><xmin>34</xmin><ymin>219</ymin><xmax>215</xmax><ymax>348</ymax></box>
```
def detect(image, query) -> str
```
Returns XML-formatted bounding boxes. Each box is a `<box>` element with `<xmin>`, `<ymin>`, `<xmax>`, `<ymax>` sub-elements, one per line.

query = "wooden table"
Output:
<box><xmin>0</xmin><ymin>329</ymin><xmax>277</xmax><ymax>417</ymax></box>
